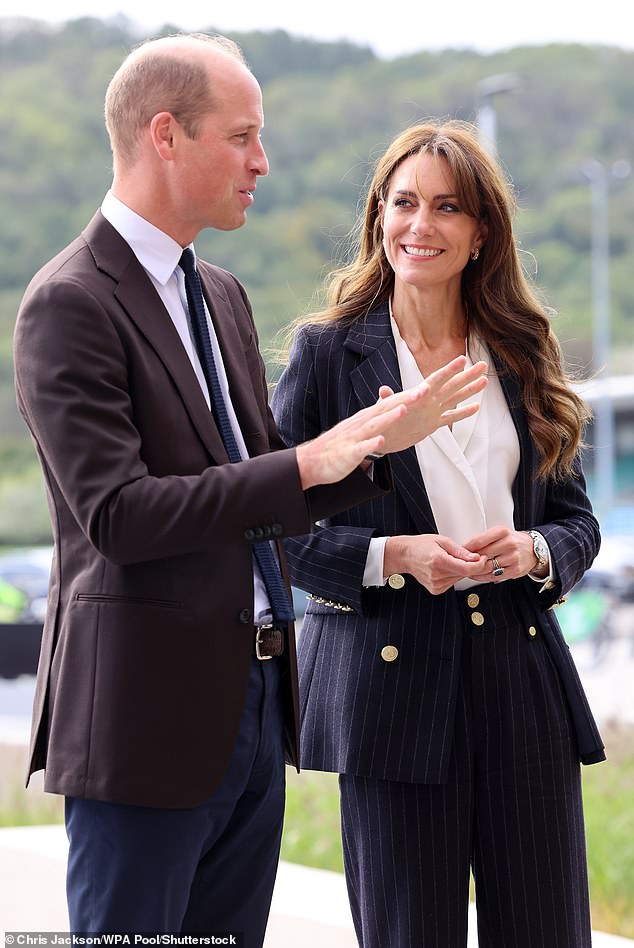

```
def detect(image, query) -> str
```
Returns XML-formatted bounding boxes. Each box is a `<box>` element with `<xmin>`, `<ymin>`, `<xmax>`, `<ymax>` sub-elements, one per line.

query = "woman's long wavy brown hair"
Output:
<box><xmin>290</xmin><ymin>119</ymin><xmax>590</xmax><ymax>481</ymax></box>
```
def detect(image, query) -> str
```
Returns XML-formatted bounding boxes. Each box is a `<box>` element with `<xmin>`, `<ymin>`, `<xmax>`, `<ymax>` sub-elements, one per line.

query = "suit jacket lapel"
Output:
<box><xmin>346</xmin><ymin>303</ymin><xmax>439</xmax><ymax>535</ymax></box>
<box><xmin>115</xmin><ymin>271</ymin><xmax>231</xmax><ymax>464</ymax></box>
<box><xmin>83</xmin><ymin>212</ymin><xmax>266</xmax><ymax>464</ymax></box>
<box><xmin>84</xmin><ymin>213</ymin><xmax>229</xmax><ymax>462</ymax></box>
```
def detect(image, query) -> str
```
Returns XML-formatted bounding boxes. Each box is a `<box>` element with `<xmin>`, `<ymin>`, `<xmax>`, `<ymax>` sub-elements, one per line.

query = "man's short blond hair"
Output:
<box><xmin>104</xmin><ymin>33</ymin><xmax>246</xmax><ymax>166</ymax></box>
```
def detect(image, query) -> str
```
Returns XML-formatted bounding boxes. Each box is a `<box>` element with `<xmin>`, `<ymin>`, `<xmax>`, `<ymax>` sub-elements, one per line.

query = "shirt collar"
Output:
<box><xmin>100</xmin><ymin>190</ymin><xmax>193</xmax><ymax>286</ymax></box>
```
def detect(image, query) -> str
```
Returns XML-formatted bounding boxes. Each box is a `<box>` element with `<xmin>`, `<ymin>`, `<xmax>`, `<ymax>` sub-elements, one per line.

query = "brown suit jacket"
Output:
<box><xmin>13</xmin><ymin>212</ymin><xmax>385</xmax><ymax>808</ymax></box>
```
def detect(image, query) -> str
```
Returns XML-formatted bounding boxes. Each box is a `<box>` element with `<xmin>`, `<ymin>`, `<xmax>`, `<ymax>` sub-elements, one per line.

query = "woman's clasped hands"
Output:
<box><xmin>384</xmin><ymin>525</ymin><xmax>546</xmax><ymax>596</ymax></box>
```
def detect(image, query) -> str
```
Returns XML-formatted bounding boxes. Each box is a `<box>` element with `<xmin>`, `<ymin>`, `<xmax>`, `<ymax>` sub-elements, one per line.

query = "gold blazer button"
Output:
<box><xmin>381</xmin><ymin>645</ymin><xmax>399</xmax><ymax>662</ymax></box>
<box><xmin>528</xmin><ymin>625</ymin><xmax>537</xmax><ymax>637</ymax></box>
<box><xmin>388</xmin><ymin>573</ymin><xmax>405</xmax><ymax>590</ymax></box>
<box><xmin>467</xmin><ymin>593</ymin><xmax>480</xmax><ymax>608</ymax></box>
<box><xmin>471</xmin><ymin>611</ymin><xmax>485</xmax><ymax>627</ymax></box>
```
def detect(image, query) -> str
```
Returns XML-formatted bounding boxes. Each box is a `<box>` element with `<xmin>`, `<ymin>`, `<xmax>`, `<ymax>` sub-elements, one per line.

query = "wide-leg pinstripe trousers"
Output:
<box><xmin>339</xmin><ymin>583</ymin><xmax>592</xmax><ymax>948</ymax></box>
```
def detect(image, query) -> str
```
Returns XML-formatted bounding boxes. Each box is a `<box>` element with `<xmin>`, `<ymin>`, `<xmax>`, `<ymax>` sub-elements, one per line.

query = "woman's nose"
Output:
<box><xmin>411</xmin><ymin>205</ymin><xmax>434</xmax><ymax>236</ymax></box>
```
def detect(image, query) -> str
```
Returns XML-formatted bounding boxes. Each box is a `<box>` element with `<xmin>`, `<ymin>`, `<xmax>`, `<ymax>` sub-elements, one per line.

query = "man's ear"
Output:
<box><xmin>150</xmin><ymin>112</ymin><xmax>178</xmax><ymax>161</ymax></box>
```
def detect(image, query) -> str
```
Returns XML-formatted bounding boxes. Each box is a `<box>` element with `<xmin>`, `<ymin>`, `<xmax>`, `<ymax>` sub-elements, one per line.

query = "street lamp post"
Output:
<box><xmin>476</xmin><ymin>73</ymin><xmax>521</xmax><ymax>154</ymax></box>
<box><xmin>581</xmin><ymin>158</ymin><xmax>631</xmax><ymax>517</ymax></box>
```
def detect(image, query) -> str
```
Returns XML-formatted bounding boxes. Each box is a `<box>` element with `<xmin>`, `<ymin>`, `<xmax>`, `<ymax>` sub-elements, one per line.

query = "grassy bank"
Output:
<box><xmin>2</xmin><ymin>723</ymin><xmax>632</xmax><ymax>938</ymax></box>
<box><xmin>281</xmin><ymin>722</ymin><xmax>634</xmax><ymax>939</ymax></box>
<box><xmin>582</xmin><ymin>722</ymin><xmax>634</xmax><ymax>937</ymax></box>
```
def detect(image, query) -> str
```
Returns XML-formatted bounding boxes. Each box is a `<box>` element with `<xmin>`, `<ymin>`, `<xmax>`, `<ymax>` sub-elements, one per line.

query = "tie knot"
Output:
<box><xmin>179</xmin><ymin>247</ymin><xmax>196</xmax><ymax>277</ymax></box>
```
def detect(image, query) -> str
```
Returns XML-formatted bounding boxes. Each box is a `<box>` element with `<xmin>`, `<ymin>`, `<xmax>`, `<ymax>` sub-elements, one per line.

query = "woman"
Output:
<box><xmin>271</xmin><ymin>121</ymin><xmax>604</xmax><ymax>948</ymax></box>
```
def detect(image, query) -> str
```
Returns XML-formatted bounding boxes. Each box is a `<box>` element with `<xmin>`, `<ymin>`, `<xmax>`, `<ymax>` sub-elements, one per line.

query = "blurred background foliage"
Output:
<box><xmin>1</xmin><ymin>15</ymin><xmax>634</xmax><ymax>543</ymax></box>
<box><xmin>1</xmin><ymin>18</ymin><xmax>633</xmax><ymax>938</ymax></box>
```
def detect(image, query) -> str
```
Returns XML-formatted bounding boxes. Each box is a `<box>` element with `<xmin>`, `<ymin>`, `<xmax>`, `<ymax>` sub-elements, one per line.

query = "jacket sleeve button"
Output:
<box><xmin>238</xmin><ymin>609</ymin><xmax>252</xmax><ymax>624</ymax></box>
<box><xmin>244</xmin><ymin>528</ymin><xmax>255</xmax><ymax>541</ymax></box>
<box><xmin>272</xmin><ymin>524</ymin><xmax>283</xmax><ymax>536</ymax></box>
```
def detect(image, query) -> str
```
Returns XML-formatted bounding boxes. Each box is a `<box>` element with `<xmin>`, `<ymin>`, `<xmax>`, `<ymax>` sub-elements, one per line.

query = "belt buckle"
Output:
<box><xmin>255</xmin><ymin>623</ymin><xmax>274</xmax><ymax>661</ymax></box>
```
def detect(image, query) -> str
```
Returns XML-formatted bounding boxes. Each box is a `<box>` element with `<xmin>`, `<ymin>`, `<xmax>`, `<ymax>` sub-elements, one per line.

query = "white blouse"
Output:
<box><xmin>363</xmin><ymin>315</ymin><xmax>521</xmax><ymax>591</ymax></box>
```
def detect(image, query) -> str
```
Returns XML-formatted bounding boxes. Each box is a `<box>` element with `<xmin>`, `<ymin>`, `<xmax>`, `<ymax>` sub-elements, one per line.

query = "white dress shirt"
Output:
<box><xmin>363</xmin><ymin>309</ymin><xmax>551</xmax><ymax>590</ymax></box>
<box><xmin>101</xmin><ymin>191</ymin><xmax>274</xmax><ymax>620</ymax></box>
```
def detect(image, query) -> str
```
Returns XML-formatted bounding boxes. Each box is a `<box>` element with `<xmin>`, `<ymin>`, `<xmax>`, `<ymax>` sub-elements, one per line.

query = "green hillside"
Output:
<box><xmin>1</xmin><ymin>16</ymin><xmax>633</xmax><ymax>542</ymax></box>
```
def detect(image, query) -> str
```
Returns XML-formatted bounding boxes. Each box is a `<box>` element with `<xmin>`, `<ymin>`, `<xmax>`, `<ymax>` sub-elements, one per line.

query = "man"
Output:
<box><xmin>13</xmin><ymin>33</ymin><xmax>486</xmax><ymax>943</ymax></box>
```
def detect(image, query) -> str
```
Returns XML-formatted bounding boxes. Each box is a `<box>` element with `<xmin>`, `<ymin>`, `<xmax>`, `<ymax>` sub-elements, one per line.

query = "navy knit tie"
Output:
<box><xmin>179</xmin><ymin>248</ymin><xmax>295</xmax><ymax>624</ymax></box>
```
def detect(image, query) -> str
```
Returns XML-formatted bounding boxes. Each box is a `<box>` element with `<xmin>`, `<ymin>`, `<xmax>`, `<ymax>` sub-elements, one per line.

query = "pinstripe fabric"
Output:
<box><xmin>271</xmin><ymin>304</ymin><xmax>604</xmax><ymax>777</ymax></box>
<box><xmin>339</xmin><ymin>587</ymin><xmax>591</xmax><ymax>948</ymax></box>
<box><xmin>269</xmin><ymin>303</ymin><xmax>603</xmax><ymax>945</ymax></box>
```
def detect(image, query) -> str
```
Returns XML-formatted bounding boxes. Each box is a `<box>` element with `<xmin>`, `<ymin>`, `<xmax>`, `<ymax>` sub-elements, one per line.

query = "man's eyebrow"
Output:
<box><xmin>229</xmin><ymin>121</ymin><xmax>263</xmax><ymax>132</ymax></box>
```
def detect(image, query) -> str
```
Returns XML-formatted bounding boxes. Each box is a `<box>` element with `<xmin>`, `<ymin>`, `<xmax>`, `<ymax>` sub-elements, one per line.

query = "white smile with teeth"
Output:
<box><xmin>404</xmin><ymin>246</ymin><xmax>442</xmax><ymax>257</ymax></box>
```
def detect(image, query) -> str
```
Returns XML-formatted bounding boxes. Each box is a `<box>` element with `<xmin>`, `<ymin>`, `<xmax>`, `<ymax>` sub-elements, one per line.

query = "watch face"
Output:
<box><xmin>533</xmin><ymin>534</ymin><xmax>548</xmax><ymax>563</ymax></box>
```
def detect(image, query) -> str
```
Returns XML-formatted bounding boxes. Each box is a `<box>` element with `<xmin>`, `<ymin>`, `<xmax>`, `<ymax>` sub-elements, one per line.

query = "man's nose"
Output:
<box><xmin>252</xmin><ymin>140</ymin><xmax>269</xmax><ymax>177</ymax></box>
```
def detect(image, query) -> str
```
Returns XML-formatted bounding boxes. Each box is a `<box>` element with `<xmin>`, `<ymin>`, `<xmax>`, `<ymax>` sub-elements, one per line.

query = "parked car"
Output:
<box><xmin>0</xmin><ymin>546</ymin><xmax>52</xmax><ymax>679</ymax></box>
<box><xmin>583</xmin><ymin>529</ymin><xmax>634</xmax><ymax>602</ymax></box>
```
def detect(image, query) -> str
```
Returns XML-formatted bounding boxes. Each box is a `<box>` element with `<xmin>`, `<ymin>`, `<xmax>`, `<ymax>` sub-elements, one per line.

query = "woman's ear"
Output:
<box><xmin>476</xmin><ymin>219</ymin><xmax>489</xmax><ymax>250</ymax></box>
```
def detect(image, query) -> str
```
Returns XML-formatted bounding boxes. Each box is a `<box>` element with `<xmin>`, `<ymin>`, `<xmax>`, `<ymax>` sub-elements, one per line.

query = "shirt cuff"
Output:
<box><xmin>363</xmin><ymin>536</ymin><xmax>389</xmax><ymax>587</ymax></box>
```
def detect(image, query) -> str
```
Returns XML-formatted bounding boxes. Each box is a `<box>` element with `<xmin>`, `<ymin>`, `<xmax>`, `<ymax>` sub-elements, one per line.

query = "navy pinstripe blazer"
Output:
<box><xmin>271</xmin><ymin>302</ymin><xmax>605</xmax><ymax>784</ymax></box>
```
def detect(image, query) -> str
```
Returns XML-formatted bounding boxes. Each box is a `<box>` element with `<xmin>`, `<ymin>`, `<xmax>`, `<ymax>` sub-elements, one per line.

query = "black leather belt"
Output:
<box><xmin>254</xmin><ymin>623</ymin><xmax>284</xmax><ymax>660</ymax></box>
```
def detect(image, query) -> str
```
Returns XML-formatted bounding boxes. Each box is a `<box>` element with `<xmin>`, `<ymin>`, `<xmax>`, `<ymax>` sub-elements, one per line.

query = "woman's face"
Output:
<box><xmin>378</xmin><ymin>152</ymin><xmax>486</xmax><ymax>295</ymax></box>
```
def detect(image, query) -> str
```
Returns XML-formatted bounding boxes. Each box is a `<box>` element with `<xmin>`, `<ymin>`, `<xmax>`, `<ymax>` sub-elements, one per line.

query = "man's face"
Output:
<box><xmin>174</xmin><ymin>55</ymin><xmax>269</xmax><ymax>235</ymax></box>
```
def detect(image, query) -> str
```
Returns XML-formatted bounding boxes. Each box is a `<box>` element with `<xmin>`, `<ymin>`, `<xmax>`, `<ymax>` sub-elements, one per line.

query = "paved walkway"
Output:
<box><xmin>1</xmin><ymin>824</ymin><xmax>632</xmax><ymax>946</ymax></box>
<box><xmin>1</xmin><ymin>612</ymin><xmax>633</xmax><ymax>944</ymax></box>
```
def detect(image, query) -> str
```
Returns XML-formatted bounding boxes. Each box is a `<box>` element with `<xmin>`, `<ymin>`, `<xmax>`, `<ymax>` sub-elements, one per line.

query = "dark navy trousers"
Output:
<box><xmin>65</xmin><ymin>657</ymin><xmax>286</xmax><ymax>946</ymax></box>
<box><xmin>339</xmin><ymin>583</ymin><xmax>592</xmax><ymax>948</ymax></box>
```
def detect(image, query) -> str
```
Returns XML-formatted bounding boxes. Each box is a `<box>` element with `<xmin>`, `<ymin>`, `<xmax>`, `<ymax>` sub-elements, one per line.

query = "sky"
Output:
<box><xmin>2</xmin><ymin>0</ymin><xmax>633</xmax><ymax>59</ymax></box>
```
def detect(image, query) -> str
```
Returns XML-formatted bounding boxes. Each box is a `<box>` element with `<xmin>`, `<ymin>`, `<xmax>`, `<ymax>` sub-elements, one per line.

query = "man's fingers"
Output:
<box><xmin>357</xmin><ymin>384</ymin><xmax>426</xmax><ymax>420</ymax></box>
<box><xmin>444</xmin><ymin>373</ymin><xmax>488</xmax><ymax>405</ymax></box>
<box><xmin>426</xmin><ymin>359</ymin><xmax>487</xmax><ymax>396</ymax></box>
<box><xmin>335</xmin><ymin>398</ymin><xmax>404</xmax><ymax>430</ymax></box>
<box><xmin>440</xmin><ymin>402</ymin><xmax>480</xmax><ymax>424</ymax></box>
<box><xmin>425</xmin><ymin>355</ymin><xmax>468</xmax><ymax>388</ymax></box>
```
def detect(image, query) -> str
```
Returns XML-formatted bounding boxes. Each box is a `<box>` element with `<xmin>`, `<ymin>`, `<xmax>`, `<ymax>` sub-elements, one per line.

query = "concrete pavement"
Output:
<box><xmin>2</xmin><ymin>611</ymin><xmax>634</xmax><ymax>944</ymax></box>
<box><xmin>1</xmin><ymin>824</ymin><xmax>633</xmax><ymax>946</ymax></box>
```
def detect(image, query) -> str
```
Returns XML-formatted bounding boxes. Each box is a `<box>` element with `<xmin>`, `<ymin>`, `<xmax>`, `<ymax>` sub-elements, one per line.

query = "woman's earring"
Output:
<box><xmin>470</xmin><ymin>247</ymin><xmax>480</xmax><ymax>261</ymax></box>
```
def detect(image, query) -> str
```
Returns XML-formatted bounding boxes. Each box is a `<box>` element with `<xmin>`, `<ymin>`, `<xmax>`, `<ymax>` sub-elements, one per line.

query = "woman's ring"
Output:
<box><xmin>491</xmin><ymin>557</ymin><xmax>505</xmax><ymax>577</ymax></box>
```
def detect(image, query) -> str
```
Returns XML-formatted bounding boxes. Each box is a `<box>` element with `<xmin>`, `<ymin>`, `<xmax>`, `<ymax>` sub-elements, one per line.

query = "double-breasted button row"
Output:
<box><xmin>467</xmin><ymin>592</ymin><xmax>484</xmax><ymax>627</ymax></box>
<box><xmin>465</xmin><ymin>591</ymin><xmax>539</xmax><ymax>638</ymax></box>
<box><xmin>244</xmin><ymin>523</ymin><xmax>283</xmax><ymax>541</ymax></box>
